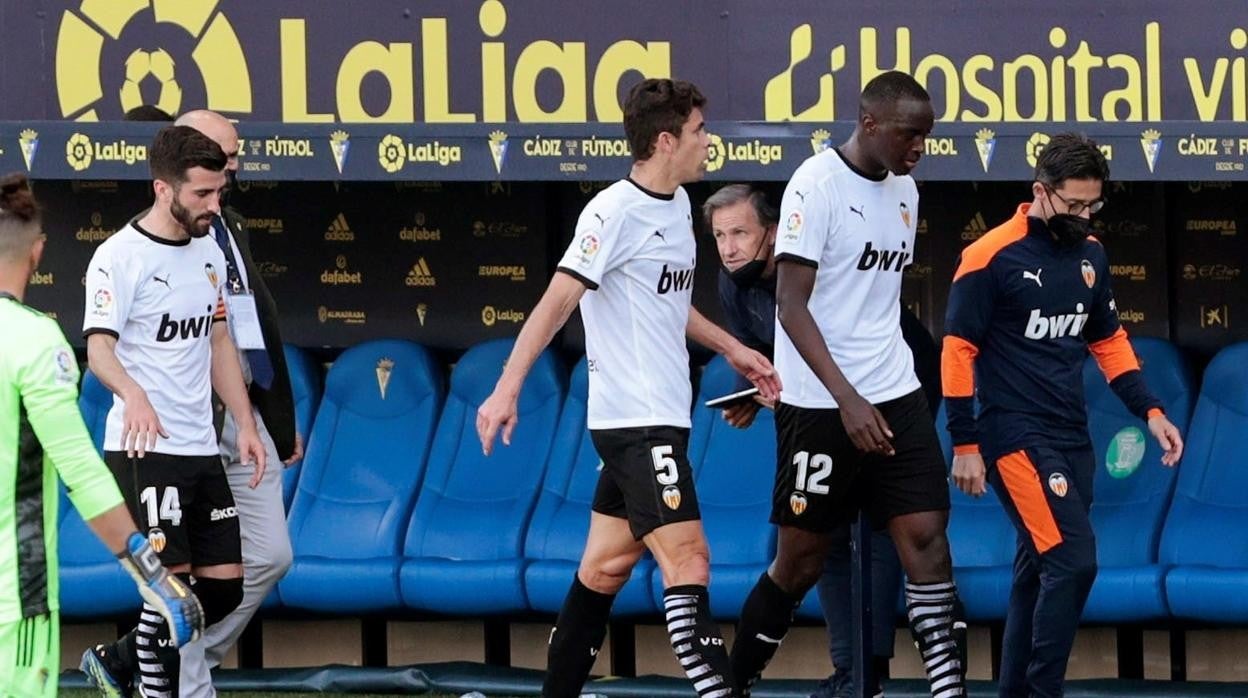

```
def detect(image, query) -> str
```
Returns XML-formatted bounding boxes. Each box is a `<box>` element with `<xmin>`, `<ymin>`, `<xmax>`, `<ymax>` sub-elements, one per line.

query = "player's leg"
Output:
<box><xmin>732</xmin><ymin>404</ymin><xmax>854</xmax><ymax>695</ymax></box>
<box><xmin>872</xmin><ymin>391</ymin><xmax>964</xmax><ymax>698</ymax></box>
<box><xmin>868</xmin><ymin>529</ymin><xmax>903</xmax><ymax>687</ymax></box>
<box><xmin>183</xmin><ymin>416</ymin><xmax>290</xmax><ymax>698</ymax></box>
<box><xmin>0</xmin><ymin>613</ymin><xmax>59</xmax><ymax>698</ymax></box>
<box><xmin>994</xmin><ymin>530</ymin><xmax>1041</xmax><ymax>698</ymax></box>
<box><xmin>813</xmin><ymin>524</ymin><xmax>854</xmax><ymax>694</ymax></box>
<box><xmin>990</xmin><ymin>447</ymin><xmax>1096</xmax><ymax>698</ymax></box>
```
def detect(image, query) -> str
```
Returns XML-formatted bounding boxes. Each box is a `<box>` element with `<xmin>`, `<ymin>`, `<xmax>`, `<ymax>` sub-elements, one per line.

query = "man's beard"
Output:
<box><xmin>172</xmin><ymin>197</ymin><xmax>213</xmax><ymax>238</ymax></box>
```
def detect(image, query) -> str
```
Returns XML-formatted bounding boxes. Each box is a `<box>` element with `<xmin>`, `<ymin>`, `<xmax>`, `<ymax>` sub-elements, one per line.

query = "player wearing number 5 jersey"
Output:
<box><xmin>942</xmin><ymin>133</ymin><xmax>1183</xmax><ymax>698</ymax></box>
<box><xmin>0</xmin><ymin>173</ymin><xmax>202</xmax><ymax>698</ymax></box>
<box><xmin>477</xmin><ymin>78</ymin><xmax>780</xmax><ymax>698</ymax></box>
<box><xmin>79</xmin><ymin>127</ymin><xmax>266</xmax><ymax>698</ymax></box>
<box><xmin>729</xmin><ymin>72</ymin><xmax>966</xmax><ymax>698</ymax></box>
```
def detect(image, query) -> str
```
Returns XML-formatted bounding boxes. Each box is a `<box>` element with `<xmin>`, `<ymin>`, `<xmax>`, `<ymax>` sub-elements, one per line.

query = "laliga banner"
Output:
<box><xmin>11</xmin><ymin>1</ymin><xmax>1248</xmax><ymax>125</ymax></box>
<box><xmin>5</xmin><ymin>120</ymin><xmax>1248</xmax><ymax>181</ymax></box>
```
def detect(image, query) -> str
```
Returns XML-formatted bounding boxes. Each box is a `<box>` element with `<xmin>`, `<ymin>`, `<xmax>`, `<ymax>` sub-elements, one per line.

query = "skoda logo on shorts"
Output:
<box><xmin>148</xmin><ymin>527</ymin><xmax>167</xmax><ymax>553</ymax></box>
<box><xmin>662</xmin><ymin>485</ymin><xmax>681</xmax><ymax>510</ymax></box>
<box><xmin>789</xmin><ymin>491</ymin><xmax>808</xmax><ymax>516</ymax></box>
<box><xmin>1048</xmin><ymin>473</ymin><xmax>1069</xmax><ymax>498</ymax></box>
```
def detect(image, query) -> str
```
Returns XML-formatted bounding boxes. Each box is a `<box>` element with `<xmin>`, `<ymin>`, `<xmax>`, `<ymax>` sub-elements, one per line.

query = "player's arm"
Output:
<box><xmin>19</xmin><ymin>329</ymin><xmax>203</xmax><ymax>646</ymax></box>
<box><xmin>210</xmin><ymin>319</ymin><xmax>268</xmax><ymax>485</ymax></box>
<box><xmin>941</xmin><ymin>253</ymin><xmax>996</xmax><ymax>496</ymax></box>
<box><xmin>1083</xmin><ymin>251</ymin><xmax>1183</xmax><ymax>465</ymax></box>
<box><xmin>775</xmin><ymin>260</ymin><xmax>892</xmax><ymax>454</ymax></box>
<box><xmin>477</xmin><ymin>271</ymin><xmax>586</xmax><ymax>454</ymax></box>
<box><xmin>687</xmin><ymin>307</ymin><xmax>780</xmax><ymax>402</ymax></box>
<box><xmin>86</xmin><ymin>333</ymin><xmax>167</xmax><ymax>457</ymax></box>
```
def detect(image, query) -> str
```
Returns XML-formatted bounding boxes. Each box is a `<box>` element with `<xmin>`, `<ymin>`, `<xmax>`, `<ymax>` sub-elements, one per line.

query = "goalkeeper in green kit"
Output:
<box><xmin>0</xmin><ymin>172</ymin><xmax>203</xmax><ymax>697</ymax></box>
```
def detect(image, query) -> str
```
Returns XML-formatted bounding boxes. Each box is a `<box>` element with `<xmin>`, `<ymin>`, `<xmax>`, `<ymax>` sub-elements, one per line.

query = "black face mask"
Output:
<box><xmin>724</xmin><ymin>233</ymin><xmax>772</xmax><ymax>287</ymax></box>
<box><xmin>1047</xmin><ymin>213</ymin><xmax>1091</xmax><ymax>247</ymax></box>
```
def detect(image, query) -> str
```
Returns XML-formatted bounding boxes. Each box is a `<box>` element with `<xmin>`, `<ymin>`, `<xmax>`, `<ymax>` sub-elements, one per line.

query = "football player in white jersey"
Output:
<box><xmin>80</xmin><ymin>126</ymin><xmax>266</xmax><ymax>698</ymax></box>
<box><xmin>728</xmin><ymin>72</ymin><xmax>967</xmax><ymax>698</ymax></box>
<box><xmin>477</xmin><ymin>78</ymin><xmax>780</xmax><ymax>698</ymax></box>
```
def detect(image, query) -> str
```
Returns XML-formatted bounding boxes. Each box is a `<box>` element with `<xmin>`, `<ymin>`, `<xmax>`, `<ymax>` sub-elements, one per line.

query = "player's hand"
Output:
<box><xmin>121</xmin><ymin>390</ymin><xmax>168</xmax><ymax>459</ymax></box>
<box><xmin>118</xmin><ymin>532</ymin><xmax>204</xmax><ymax>647</ymax></box>
<box><xmin>725</xmin><ymin>345</ymin><xmax>782</xmax><ymax>402</ymax></box>
<box><xmin>283</xmin><ymin>432</ymin><xmax>304</xmax><ymax>467</ymax></box>
<box><xmin>952</xmin><ymin>452</ymin><xmax>988</xmax><ymax>497</ymax></box>
<box><xmin>237</xmin><ymin>426</ymin><xmax>268</xmax><ymax>488</ymax></box>
<box><xmin>838</xmin><ymin>392</ymin><xmax>894</xmax><ymax>455</ymax></box>
<box><xmin>721</xmin><ymin>400</ymin><xmax>761</xmax><ymax>429</ymax></box>
<box><xmin>1148</xmin><ymin>414</ymin><xmax>1184</xmax><ymax>466</ymax></box>
<box><xmin>477</xmin><ymin>390</ymin><xmax>518</xmax><ymax>456</ymax></box>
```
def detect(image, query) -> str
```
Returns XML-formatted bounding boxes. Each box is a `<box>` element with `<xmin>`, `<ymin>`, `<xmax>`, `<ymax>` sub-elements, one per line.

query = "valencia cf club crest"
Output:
<box><xmin>1080</xmin><ymin>259</ymin><xmax>1096</xmax><ymax>288</ymax></box>
<box><xmin>790</xmin><ymin>491</ymin><xmax>808</xmax><ymax>516</ymax></box>
<box><xmin>662</xmin><ymin>485</ymin><xmax>682</xmax><ymax>510</ymax></box>
<box><xmin>203</xmin><ymin>262</ymin><xmax>219</xmax><ymax>288</ymax></box>
<box><xmin>148</xmin><ymin>527</ymin><xmax>167</xmax><ymax>553</ymax></box>
<box><xmin>899</xmin><ymin>201</ymin><xmax>911</xmax><ymax>228</ymax></box>
<box><xmin>1048</xmin><ymin>473</ymin><xmax>1069</xmax><ymax>498</ymax></box>
<box><xmin>376</xmin><ymin>357</ymin><xmax>394</xmax><ymax>399</ymax></box>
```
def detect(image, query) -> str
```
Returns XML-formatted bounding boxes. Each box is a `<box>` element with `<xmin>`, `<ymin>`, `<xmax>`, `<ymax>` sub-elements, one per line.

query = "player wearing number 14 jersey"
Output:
<box><xmin>729</xmin><ymin>72</ymin><xmax>967</xmax><ymax>698</ymax></box>
<box><xmin>79</xmin><ymin>126</ymin><xmax>267</xmax><ymax>698</ymax></box>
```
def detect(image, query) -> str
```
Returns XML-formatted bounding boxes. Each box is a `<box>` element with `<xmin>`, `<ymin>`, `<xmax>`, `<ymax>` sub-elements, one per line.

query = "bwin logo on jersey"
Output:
<box><xmin>1024</xmin><ymin>303</ymin><xmax>1089</xmax><ymax>340</ymax></box>
<box><xmin>657</xmin><ymin>263</ymin><xmax>694</xmax><ymax>294</ymax></box>
<box><xmin>156</xmin><ymin>311</ymin><xmax>215</xmax><ymax>342</ymax></box>
<box><xmin>856</xmin><ymin>241</ymin><xmax>910</xmax><ymax>272</ymax></box>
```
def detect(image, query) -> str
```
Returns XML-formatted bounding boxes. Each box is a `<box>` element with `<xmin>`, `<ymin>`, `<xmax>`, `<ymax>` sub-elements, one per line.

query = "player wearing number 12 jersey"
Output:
<box><xmin>476</xmin><ymin>79</ymin><xmax>780</xmax><ymax>698</ymax></box>
<box><xmin>79</xmin><ymin>127</ymin><xmax>266</xmax><ymax>698</ymax></box>
<box><xmin>729</xmin><ymin>72</ymin><xmax>967</xmax><ymax>698</ymax></box>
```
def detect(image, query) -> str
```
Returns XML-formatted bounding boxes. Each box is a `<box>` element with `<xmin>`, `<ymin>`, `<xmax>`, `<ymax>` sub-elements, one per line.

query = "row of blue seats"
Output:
<box><xmin>56</xmin><ymin>337</ymin><xmax>1248</xmax><ymax>627</ymax></box>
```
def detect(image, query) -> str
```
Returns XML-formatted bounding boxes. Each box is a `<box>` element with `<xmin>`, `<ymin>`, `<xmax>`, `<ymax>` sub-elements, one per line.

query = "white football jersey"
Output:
<box><xmin>557</xmin><ymin>179</ymin><xmax>696</xmax><ymax>429</ymax></box>
<box><xmin>83</xmin><ymin>223</ymin><xmax>228</xmax><ymax>455</ymax></box>
<box><xmin>773</xmin><ymin>149</ymin><xmax>922</xmax><ymax>408</ymax></box>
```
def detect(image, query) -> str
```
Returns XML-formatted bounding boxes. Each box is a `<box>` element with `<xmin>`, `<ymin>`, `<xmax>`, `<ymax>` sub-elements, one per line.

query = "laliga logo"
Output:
<box><xmin>705</xmin><ymin>133</ymin><xmax>726</xmax><ymax>172</ymax></box>
<box><xmin>1025</xmin><ymin>132</ymin><xmax>1051</xmax><ymax>168</ymax></box>
<box><xmin>55</xmin><ymin>0</ymin><xmax>252</xmax><ymax>120</ymax></box>
<box><xmin>66</xmin><ymin>133</ymin><xmax>93</xmax><ymax>171</ymax></box>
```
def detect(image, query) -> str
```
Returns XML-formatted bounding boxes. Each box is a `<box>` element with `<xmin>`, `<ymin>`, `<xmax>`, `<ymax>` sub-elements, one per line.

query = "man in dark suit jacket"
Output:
<box><xmin>174</xmin><ymin>110</ymin><xmax>300</xmax><ymax>697</ymax></box>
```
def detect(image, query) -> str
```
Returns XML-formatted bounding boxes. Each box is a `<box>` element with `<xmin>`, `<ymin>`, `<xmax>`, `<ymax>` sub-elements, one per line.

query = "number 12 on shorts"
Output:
<box><xmin>793</xmin><ymin>451</ymin><xmax>832</xmax><ymax>494</ymax></box>
<box><xmin>139</xmin><ymin>486</ymin><xmax>183</xmax><ymax>527</ymax></box>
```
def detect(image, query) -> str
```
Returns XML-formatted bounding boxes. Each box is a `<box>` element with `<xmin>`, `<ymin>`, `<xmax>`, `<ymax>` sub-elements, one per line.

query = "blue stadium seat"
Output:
<box><xmin>280</xmin><ymin>344</ymin><xmax>324</xmax><ymax>509</ymax></box>
<box><xmin>1082</xmin><ymin>337</ymin><xmax>1194</xmax><ymax>622</ymax></box>
<box><xmin>59</xmin><ymin>369</ymin><xmax>139</xmax><ymax>619</ymax></box>
<box><xmin>650</xmin><ymin>356</ymin><xmax>777</xmax><ymax>619</ymax></box>
<box><xmin>937</xmin><ymin>401</ymin><xmax>1017</xmax><ymax>623</ymax></box>
<box><xmin>1161</xmin><ymin>342</ymin><xmax>1248</xmax><ymax>623</ymax></box>
<box><xmin>279</xmin><ymin>340</ymin><xmax>443</xmax><ymax>613</ymax></box>
<box><xmin>524</xmin><ymin>358</ymin><xmax>657</xmax><ymax>617</ymax></box>
<box><xmin>400</xmin><ymin>339</ymin><xmax>565</xmax><ymax>615</ymax></box>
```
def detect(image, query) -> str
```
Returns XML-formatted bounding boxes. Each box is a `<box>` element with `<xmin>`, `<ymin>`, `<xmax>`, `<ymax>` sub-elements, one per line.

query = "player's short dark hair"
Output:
<box><xmin>623</xmin><ymin>78</ymin><xmax>706</xmax><ymax>161</ymax></box>
<box><xmin>149</xmin><ymin>125</ymin><xmax>226</xmax><ymax>185</ymax></box>
<box><xmin>124</xmin><ymin>105</ymin><xmax>175</xmax><ymax>122</ymax></box>
<box><xmin>860</xmin><ymin>71</ymin><xmax>930</xmax><ymax>113</ymax></box>
<box><xmin>0</xmin><ymin>173</ymin><xmax>38</xmax><ymax>224</ymax></box>
<box><xmin>702</xmin><ymin>184</ymin><xmax>778</xmax><ymax>230</ymax></box>
<box><xmin>1034</xmin><ymin>132</ymin><xmax>1110</xmax><ymax>187</ymax></box>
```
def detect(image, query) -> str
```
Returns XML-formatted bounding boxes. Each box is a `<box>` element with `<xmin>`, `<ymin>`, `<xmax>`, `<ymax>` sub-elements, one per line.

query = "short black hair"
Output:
<box><xmin>1034</xmin><ymin>132</ymin><xmax>1110</xmax><ymax>187</ymax></box>
<box><xmin>148</xmin><ymin>125</ymin><xmax>226</xmax><ymax>185</ymax></box>
<box><xmin>623</xmin><ymin>78</ymin><xmax>706</xmax><ymax>161</ymax></box>
<box><xmin>860</xmin><ymin>70</ymin><xmax>930</xmax><ymax>113</ymax></box>
<box><xmin>123</xmin><ymin>105</ymin><xmax>174</xmax><ymax>122</ymax></box>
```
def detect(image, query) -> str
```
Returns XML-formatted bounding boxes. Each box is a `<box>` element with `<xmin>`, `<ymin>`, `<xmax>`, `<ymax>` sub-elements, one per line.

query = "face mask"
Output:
<box><xmin>1047</xmin><ymin>213</ymin><xmax>1091</xmax><ymax>246</ymax></box>
<box><xmin>723</xmin><ymin>232</ymin><xmax>772</xmax><ymax>287</ymax></box>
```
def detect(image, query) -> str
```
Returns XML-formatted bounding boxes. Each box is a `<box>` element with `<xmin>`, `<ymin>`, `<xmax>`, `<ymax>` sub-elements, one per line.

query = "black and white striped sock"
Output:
<box><xmin>134</xmin><ymin>602</ymin><xmax>178</xmax><ymax>698</ymax></box>
<box><xmin>664</xmin><ymin>585</ymin><xmax>737</xmax><ymax>698</ymax></box>
<box><xmin>905</xmin><ymin>580</ymin><xmax>966</xmax><ymax>698</ymax></box>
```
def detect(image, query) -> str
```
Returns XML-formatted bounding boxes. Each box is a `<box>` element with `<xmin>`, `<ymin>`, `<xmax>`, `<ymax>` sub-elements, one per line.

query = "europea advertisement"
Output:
<box><xmin>8</xmin><ymin>2</ymin><xmax>1248</xmax><ymax>180</ymax></box>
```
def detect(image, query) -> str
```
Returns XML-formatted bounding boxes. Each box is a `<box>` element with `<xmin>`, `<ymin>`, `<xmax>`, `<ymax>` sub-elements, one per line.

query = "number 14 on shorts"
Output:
<box><xmin>139</xmin><ymin>486</ymin><xmax>183</xmax><ymax>527</ymax></box>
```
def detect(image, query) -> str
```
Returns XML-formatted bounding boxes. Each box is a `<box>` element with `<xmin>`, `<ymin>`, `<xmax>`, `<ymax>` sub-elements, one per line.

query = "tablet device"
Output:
<box><xmin>704</xmin><ymin>387</ymin><xmax>760</xmax><ymax>409</ymax></box>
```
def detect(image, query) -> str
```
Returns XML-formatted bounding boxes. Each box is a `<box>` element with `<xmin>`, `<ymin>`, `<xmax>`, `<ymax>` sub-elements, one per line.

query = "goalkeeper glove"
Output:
<box><xmin>117</xmin><ymin>532</ymin><xmax>205</xmax><ymax>647</ymax></box>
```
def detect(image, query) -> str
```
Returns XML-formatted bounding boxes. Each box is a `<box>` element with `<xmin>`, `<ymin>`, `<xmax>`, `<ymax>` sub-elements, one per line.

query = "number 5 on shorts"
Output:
<box><xmin>139</xmin><ymin>486</ymin><xmax>184</xmax><ymax>527</ymax></box>
<box><xmin>651</xmin><ymin>445</ymin><xmax>679</xmax><ymax>485</ymax></box>
<box><xmin>793</xmin><ymin>451</ymin><xmax>832</xmax><ymax>495</ymax></box>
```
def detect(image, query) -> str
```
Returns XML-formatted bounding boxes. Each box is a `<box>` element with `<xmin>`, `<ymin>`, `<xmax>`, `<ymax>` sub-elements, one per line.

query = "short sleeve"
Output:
<box><xmin>556</xmin><ymin>203</ymin><xmax>639</xmax><ymax>290</ymax></box>
<box><xmin>774</xmin><ymin>174</ymin><xmax>834</xmax><ymax>268</ymax></box>
<box><xmin>83</xmin><ymin>242</ymin><xmax>133</xmax><ymax>339</ymax></box>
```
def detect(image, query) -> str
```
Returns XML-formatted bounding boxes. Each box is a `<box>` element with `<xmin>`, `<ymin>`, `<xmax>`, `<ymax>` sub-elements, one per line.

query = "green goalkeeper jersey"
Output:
<box><xmin>0</xmin><ymin>294</ymin><xmax>123</xmax><ymax>623</ymax></box>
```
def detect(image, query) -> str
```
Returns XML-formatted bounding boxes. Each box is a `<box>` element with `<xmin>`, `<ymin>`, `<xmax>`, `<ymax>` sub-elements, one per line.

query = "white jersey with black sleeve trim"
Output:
<box><xmin>773</xmin><ymin>148</ymin><xmax>922</xmax><ymax>409</ymax></box>
<box><xmin>556</xmin><ymin>179</ymin><xmax>697</xmax><ymax>430</ymax></box>
<box><xmin>82</xmin><ymin>223</ymin><xmax>228</xmax><ymax>456</ymax></box>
